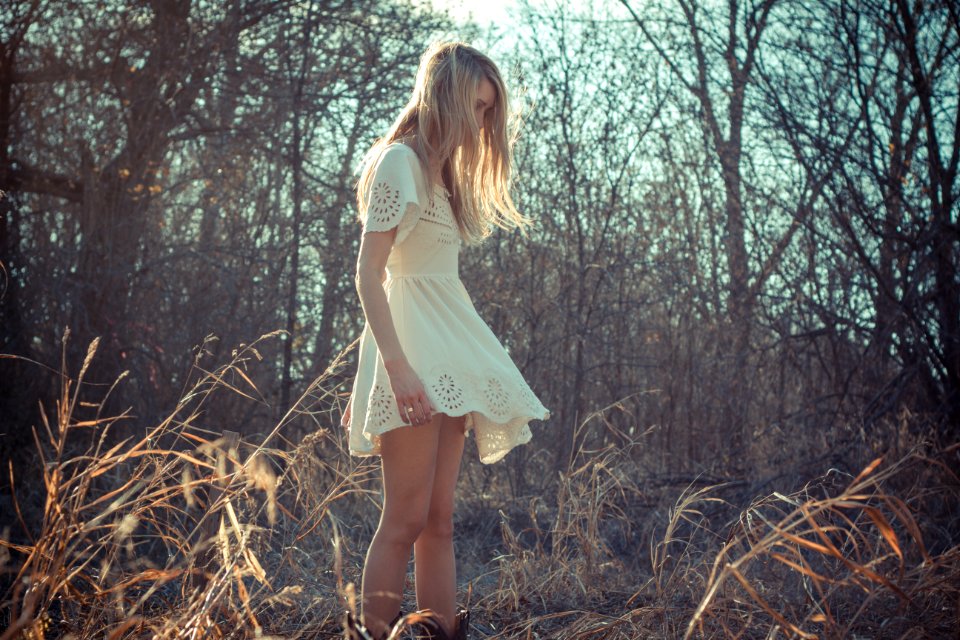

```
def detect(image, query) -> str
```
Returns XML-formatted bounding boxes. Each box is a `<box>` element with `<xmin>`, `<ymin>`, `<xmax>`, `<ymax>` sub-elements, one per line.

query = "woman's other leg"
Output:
<box><xmin>361</xmin><ymin>416</ymin><xmax>442</xmax><ymax>637</ymax></box>
<box><xmin>414</xmin><ymin>413</ymin><xmax>466</xmax><ymax>637</ymax></box>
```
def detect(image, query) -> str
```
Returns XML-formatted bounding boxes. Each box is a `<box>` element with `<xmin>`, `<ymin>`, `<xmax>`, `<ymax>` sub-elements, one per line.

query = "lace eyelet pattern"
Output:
<box><xmin>432</xmin><ymin>373</ymin><xmax>465</xmax><ymax>410</ymax></box>
<box><xmin>483</xmin><ymin>377</ymin><xmax>511</xmax><ymax>416</ymax></box>
<box><xmin>369</xmin><ymin>181</ymin><xmax>401</xmax><ymax>224</ymax></box>
<box><xmin>422</xmin><ymin>196</ymin><xmax>454</xmax><ymax>225</ymax></box>
<box><xmin>513</xmin><ymin>371</ymin><xmax>541</xmax><ymax>409</ymax></box>
<box><xmin>369</xmin><ymin>384</ymin><xmax>393</xmax><ymax>425</ymax></box>
<box><xmin>364</xmin><ymin>367</ymin><xmax>546</xmax><ymax>432</ymax></box>
<box><xmin>419</xmin><ymin>195</ymin><xmax>460</xmax><ymax>245</ymax></box>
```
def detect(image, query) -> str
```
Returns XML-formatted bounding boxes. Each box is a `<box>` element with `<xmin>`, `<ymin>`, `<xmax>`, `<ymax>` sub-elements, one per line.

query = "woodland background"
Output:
<box><xmin>0</xmin><ymin>0</ymin><xmax>957</xmax><ymax>638</ymax></box>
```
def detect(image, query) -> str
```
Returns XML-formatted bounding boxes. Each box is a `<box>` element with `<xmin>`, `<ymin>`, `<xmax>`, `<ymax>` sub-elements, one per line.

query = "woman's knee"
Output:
<box><xmin>379</xmin><ymin>508</ymin><xmax>430</xmax><ymax>547</ymax></box>
<box><xmin>422</xmin><ymin>509</ymin><xmax>455</xmax><ymax>540</ymax></box>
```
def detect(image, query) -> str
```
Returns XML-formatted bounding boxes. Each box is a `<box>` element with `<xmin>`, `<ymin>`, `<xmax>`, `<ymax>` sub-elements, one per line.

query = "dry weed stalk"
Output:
<box><xmin>483</xmin><ymin>406</ymin><xmax>647</xmax><ymax>616</ymax></box>
<box><xmin>0</xmin><ymin>330</ymin><xmax>360</xmax><ymax>638</ymax></box>
<box><xmin>478</xmin><ymin>426</ymin><xmax>957</xmax><ymax>639</ymax></box>
<box><xmin>685</xmin><ymin>453</ymin><xmax>949</xmax><ymax>639</ymax></box>
<box><xmin>649</xmin><ymin>482</ymin><xmax>729</xmax><ymax>601</ymax></box>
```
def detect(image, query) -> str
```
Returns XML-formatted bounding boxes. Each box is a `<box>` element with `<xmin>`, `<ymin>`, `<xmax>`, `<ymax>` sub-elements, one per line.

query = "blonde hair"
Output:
<box><xmin>357</xmin><ymin>41</ymin><xmax>530</xmax><ymax>243</ymax></box>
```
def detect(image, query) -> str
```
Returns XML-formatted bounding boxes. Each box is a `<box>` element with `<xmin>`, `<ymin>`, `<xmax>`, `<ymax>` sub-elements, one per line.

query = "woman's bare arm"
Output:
<box><xmin>341</xmin><ymin>258</ymin><xmax>389</xmax><ymax>429</ymax></box>
<box><xmin>355</xmin><ymin>228</ymin><xmax>434</xmax><ymax>425</ymax></box>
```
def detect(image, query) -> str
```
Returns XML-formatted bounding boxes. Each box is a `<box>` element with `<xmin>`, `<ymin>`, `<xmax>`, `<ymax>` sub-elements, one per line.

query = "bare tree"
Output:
<box><xmin>0</xmin><ymin>0</ymin><xmax>453</xmax><ymax>440</ymax></box>
<box><xmin>619</xmin><ymin>0</ymin><xmax>808</xmax><ymax>459</ymax></box>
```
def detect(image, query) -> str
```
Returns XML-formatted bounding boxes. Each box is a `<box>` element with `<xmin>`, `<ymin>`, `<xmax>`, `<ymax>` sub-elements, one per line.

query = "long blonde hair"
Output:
<box><xmin>357</xmin><ymin>41</ymin><xmax>530</xmax><ymax>243</ymax></box>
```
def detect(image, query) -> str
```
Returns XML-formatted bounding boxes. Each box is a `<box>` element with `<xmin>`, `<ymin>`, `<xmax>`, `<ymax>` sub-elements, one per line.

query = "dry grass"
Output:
<box><xmin>0</xmin><ymin>330</ymin><xmax>362</xmax><ymax>638</ymax></box>
<box><xmin>1</xmin><ymin>333</ymin><xmax>957</xmax><ymax>639</ymax></box>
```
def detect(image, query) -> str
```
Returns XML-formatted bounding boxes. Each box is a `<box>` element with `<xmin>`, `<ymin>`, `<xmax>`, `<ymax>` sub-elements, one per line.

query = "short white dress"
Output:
<box><xmin>347</xmin><ymin>142</ymin><xmax>550</xmax><ymax>464</ymax></box>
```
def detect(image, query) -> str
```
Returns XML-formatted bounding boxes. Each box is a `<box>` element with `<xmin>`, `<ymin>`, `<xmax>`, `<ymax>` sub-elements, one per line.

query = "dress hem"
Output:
<box><xmin>349</xmin><ymin>407</ymin><xmax>548</xmax><ymax>465</ymax></box>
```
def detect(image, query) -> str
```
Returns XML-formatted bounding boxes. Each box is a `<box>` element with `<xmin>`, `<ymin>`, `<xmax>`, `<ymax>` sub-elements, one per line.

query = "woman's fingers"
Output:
<box><xmin>396</xmin><ymin>398</ymin><xmax>413</xmax><ymax>424</ymax></box>
<box><xmin>413</xmin><ymin>397</ymin><xmax>430</xmax><ymax>425</ymax></box>
<box><xmin>407</xmin><ymin>398</ymin><xmax>426</xmax><ymax>425</ymax></box>
<box><xmin>417</xmin><ymin>392</ymin><xmax>435</xmax><ymax>421</ymax></box>
<box><xmin>396</xmin><ymin>394</ymin><xmax>432</xmax><ymax>425</ymax></box>
<box><xmin>388</xmin><ymin>365</ymin><xmax>434</xmax><ymax>425</ymax></box>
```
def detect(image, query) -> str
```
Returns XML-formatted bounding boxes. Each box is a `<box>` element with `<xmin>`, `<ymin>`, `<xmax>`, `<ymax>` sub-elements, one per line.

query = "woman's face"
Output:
<box><xmin>474</xmin><ymin>76</ymin><xmax>496</xmax><ymax>133</ymax></box>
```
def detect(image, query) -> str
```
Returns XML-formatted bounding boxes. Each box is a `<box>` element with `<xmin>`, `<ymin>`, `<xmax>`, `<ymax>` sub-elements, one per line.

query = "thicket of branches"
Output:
<box><xmin>0</xmin><ymin>0</ymin><xmax>958</xmax><ymax>635</ymax></box>
<box><xmin>4</xmin><ymin>0</ymin><xmax>956</xmax><ymax>483</ymax></box>
<box><xmin>3</xmin><ymin>0</ymin><xmax>957</xmax><ymax>477</ymax></box>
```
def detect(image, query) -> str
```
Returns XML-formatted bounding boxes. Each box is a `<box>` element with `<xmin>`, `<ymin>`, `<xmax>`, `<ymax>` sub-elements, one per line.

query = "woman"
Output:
<box><xmin>341</xmin><ymin>41</ymin><xmax>549</xmax><ymax>640</ymax></box>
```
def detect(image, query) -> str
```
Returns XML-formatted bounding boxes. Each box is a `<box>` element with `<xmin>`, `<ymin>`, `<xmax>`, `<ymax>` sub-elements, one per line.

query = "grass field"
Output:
<box><xmin>1</xmin><ymin>333</ymin><xmax>957</xmax><ymax>639</ymax></box>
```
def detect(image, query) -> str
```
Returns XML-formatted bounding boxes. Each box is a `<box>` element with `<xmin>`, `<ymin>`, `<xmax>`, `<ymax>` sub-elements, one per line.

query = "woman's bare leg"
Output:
<box><xmin>414</xmin><ymin>414</ymin><xmax>466</xmax><ymax>637</ymax></box>
<box><xmin>361</xmin><ymin>416</ymin><xmax>442</xmax><ymax>637</ymax></box>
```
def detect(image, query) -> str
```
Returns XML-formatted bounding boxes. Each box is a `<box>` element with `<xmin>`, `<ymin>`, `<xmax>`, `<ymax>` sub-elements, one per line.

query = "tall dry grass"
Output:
<box><xmin>0</xmin><ymin>330</ymin><xmax>365</xmax><ymax>638</ymax></box>
<box><xmin>479</xmin><ymin>444</ymin><xmax>958</xmax><ymax>639</ymax></box>
<box><xmin>1</xmin><ymin>333</ymin><xmax>957</xmax><ymax>638</ymax></box>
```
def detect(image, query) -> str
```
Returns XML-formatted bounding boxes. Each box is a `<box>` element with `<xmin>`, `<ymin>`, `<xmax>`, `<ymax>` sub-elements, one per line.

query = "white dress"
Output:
<box><xmin>347</xmin><ymin>142</ymin><xmax>550</xmax><ymax>464</ymax></box>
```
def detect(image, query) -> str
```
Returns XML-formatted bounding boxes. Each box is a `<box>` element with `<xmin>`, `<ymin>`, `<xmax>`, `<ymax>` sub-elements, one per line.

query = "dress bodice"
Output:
<box><xmin>385</xmin><ymin>185</ymin><xmax>461</xmax><ymax>280</ymax></box>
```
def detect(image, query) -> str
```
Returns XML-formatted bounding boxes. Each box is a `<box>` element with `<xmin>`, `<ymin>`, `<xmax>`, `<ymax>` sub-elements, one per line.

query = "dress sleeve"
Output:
<box><xmin>362</xmin><ymin>146</ymin><xmax>422</xmax><ymax>245</ymax></box>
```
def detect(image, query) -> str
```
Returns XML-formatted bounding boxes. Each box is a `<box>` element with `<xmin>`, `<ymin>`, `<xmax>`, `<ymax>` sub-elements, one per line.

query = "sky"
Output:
<box><xmin>426</xmin><ymin>0</ymin><xmax>605</xmax><ymax>30</ymax></box>
<box><xmin>431</xmin><ymin>0</ymin><xmax>524</xmax><ymax>26</ymax></box>
<box><xmin>420</xmin><ymin>1</ymin><xmax>626</xmax><ymax>52</ymax></box>
<box><xmin>420</xmin><ymin>0</ymin><xmax>589</xmax><ymax>58</ymax></box>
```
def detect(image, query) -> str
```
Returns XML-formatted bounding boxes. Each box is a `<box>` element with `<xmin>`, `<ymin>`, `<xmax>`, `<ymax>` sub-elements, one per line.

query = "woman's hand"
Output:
<box><xmin>385</xmin><ymin>358</ymin><xmax>434</xmax><ymax>425</ymax></box>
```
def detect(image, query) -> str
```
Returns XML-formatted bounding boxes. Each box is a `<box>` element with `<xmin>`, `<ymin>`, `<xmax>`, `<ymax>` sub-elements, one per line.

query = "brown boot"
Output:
<box><xmin>414</xmin><ymin>607</ymin><xmax>470</xmax><ymax>640</ymax></box>
<box><xmin>342</xmin><ymin>611</ymin><xmax>375</xmax><ymax>640</ymax></box>
<box><xmin>452</xmin><ymin>607</ymin><xmax>470</xmax><ymax>640</ymax></box>
<box><xmin>343</xmin><ymin>610</ymin><xmax>404</xmax><ymax>640</ymax></box>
